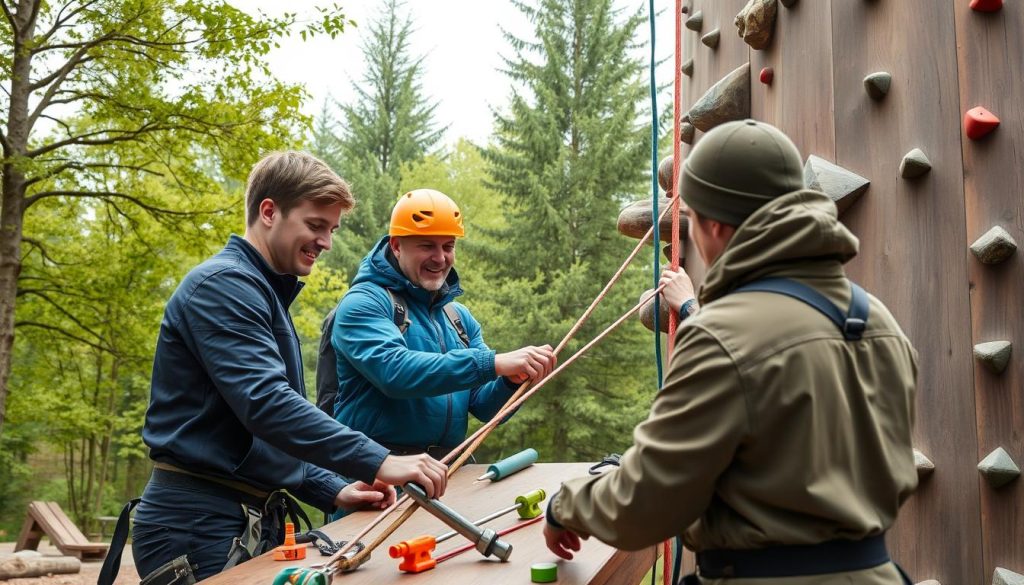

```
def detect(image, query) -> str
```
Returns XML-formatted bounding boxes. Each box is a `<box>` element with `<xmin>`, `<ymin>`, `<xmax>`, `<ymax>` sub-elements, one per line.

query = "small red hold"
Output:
<box><xmin>969</xmin><ymin>0</ymin><xmax>1003</xmax><ymax>12</ymax></box>
<box><xmin>964</xmin><ymin>106</ymin><xmax>1000</xmax><ymax>140</ymax></box>
<box><xmin>759</xmin><ymin>67</ymin><xmax>774</xmax><ymax>85</ymax></box>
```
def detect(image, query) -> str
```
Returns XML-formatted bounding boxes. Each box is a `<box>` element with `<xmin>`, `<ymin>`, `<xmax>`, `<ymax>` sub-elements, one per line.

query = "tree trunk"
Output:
<box><xmin>0</xmin><ymin>552</ymin><xmax>81</xmax><ymax>579</ymax></box>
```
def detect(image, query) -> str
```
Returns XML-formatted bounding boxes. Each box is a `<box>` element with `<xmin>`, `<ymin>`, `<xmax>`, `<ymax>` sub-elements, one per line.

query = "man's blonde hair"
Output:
<box><xmin>245</xmin><ymin>151</ymin><xmax>353</xmax><ymax>226</ymax></box>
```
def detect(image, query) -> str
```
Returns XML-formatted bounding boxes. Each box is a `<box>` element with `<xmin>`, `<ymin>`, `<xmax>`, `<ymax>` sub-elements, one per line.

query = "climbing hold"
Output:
<box><xmin>964</xmin><ymin>106</ymin><xmax>1000</xmax><ymax>140</ymax></box>
<box><xmin>993</xmin><ymin>567</ymin><xmax>1024</xmax><ymax>585</ymax></box>
<box><xmin>913</xmin><ymin>449</ymin><xmax>935</xmax><ymax>478</ymax></box>
<box><xmin>688</xmin><ymin>63</ymin><xmax>751</xmax><ymax>132</ymax></box>
<box><xmin>803</xmin><ymin>155</ymin><xmax>870</xmax><ymax>214</ymax></box>
<box><xmin>970</xmin><ymin>225</ymin><xmax>1018</xmax><ymax>264</ymax></box>
<box><xmin>863</xmin><ymin>72</ymin><xmax>892</xmax><ymax>100</ymax></box>
<box><xmin>916</xmin><ymin>581</ymin><xmax>941</xmax><ymax>585</ymax></box>
<box><xmin>977</xmin><ymin>447</ymin><xmax>1020</xmax><ymax>489</ymax></box>
<box><xmin>682</xmin><ymin>5</ymin><xmax>689</xmax><ymax>15</ymax></box>
<box><xmin>970</xmin><ymin>0</ymin><xmax>1003</xmax><ymax>12</ymax></box>
<box><xmin>685</xmin><ymin>10</ymin><xmax>703</xmax><ymax>32</ymax></box>
<box><xmin>759</xmin><ymin>67</ymin><xmax>774</xmax><ymax>85</ymax></box>
<box><xmin>639</xmin><ymin>289</ymin><xmax>671</xmax><ymax>334</ymax></box>
<box><xmin>617</xmin><ymin>197</ymin><xmax>679</xmax><ymax>241</ymax></box>
<box><xmin>681</xmin><ymin>122</ymin><xmax>696</xmax><ymax>144</ymax></box>
<box><xmin>899</xmin><ymin>148</ymin><xmax>931</xmax><ymax>179</ymax></box>
<box><xmin>780</xmin><ymin>0</ymin><xmax>798</xmax><ymax>6</ymax></box>
<box><xmin>735</xmin><ymin>0</ymin><xmax>778</xmax><ymax>50</ymax></box>
<box><xmin>702</xmin><ymin>28</ymin><xmax>721</xmax><ymax>49</ymax></box>
<box><xmin>682</xmin><ymin>58</ymin><xmax>694</xmax><ymax>77</ymax></box>
<box><xmin>973</xmin><ymin>340</ymin><xmax>1012</xmax><ymax>374</ymax></box>
<box><xmin>658</xmin><ymin>156</ymin><xmax>674</xmax><ymax>192</ymax></box>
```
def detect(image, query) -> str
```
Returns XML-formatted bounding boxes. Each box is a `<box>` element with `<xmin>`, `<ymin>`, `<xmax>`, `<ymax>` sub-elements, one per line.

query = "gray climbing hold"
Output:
<box><xmin>899</xmin><ymin>148</ymin><xmax>931</xmax><ymax>179</ymax></box>
<box><xmin>617</xmin><ymin>197</ymin><xmax>681</xmax><ymax>242</ymax></box>
<box><xmin>682</xmin><ymin>58</ymin><xmax>694</xmax><ymax>77</ymax></box>
<box><xmin>735</xmin><ymin>0</ymin><xmax>778</xmax><ymax>50</ymax></box>
<box><xmin>658</xmin><ymin>156</ymin><xmax>674</xmax><ymax>192</ymax></box>
<box><xmin>978</xmin><ymin>447</ymin><xmax>1021</xmax><ymax>489</ymax></box>
<box><xmin>685</xmin><ymin>10</ymin><xmax>703</xmax><ymax>32</ymax></box>
<box><xmin>970</xmin><ymin>226</ymin><xmax>1018</xmax><ymax>264</ymax></box>
<box><xmin>780</xmin><ymin>0</ymin><xmax>798</xmax><ymax>6</ymax></box>
<box><xmin>916</xmin><ymin>581</ymin><xmax>942</xmax><ymax>585</ymax></box>
<box><xmin>803</xmin><ymin>155</ymin><xmax>870</xmax><ymax>214</ymax></box>
<box><xmin>993</xmin><ymin>567</ymin><xmax>1024</xmax><ymax>585</ymax></box>
<box><xmin>863</xmin><ymin>72</ymin><xmax>892</xmax><ymax>100</ymax></box>
<box><xmin>974</xmin><ymin>340</ymin><xmax>1012</xmax><ymax>374</ymax></box>
<box><xmin>688</xmin><ymin>63</ymin><xmax>751</xmax><ymax>132</ymax></box>
<box><xmin>681</xmin><ymin>122</ymin><xmax>696</xmax><ymax>144</ymax></box>
<box><xmin>639</xmin><ymin>289</ymin><xmax>671</xmax><ymax>333</ymax></box>
<box><xmin>702</xmin><ymin>29</ymin><xmax>721</xmax><ymax>49</ymax></box>
<box><xmin>913</xmin><ymin>449</ymin><xmax>935</xmax><ymax>478</ymax></box>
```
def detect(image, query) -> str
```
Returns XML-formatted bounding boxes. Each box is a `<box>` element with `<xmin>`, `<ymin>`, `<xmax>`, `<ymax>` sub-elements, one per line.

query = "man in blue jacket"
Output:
<box><xmin>130</xmin><ymin>153</ymin><xmax>447</xmax><ymax>582</ymax></box>
<box><xmin>331</xmin><ymin>189</ymin><xmax>556</xmax><ymax>462</ymax></box>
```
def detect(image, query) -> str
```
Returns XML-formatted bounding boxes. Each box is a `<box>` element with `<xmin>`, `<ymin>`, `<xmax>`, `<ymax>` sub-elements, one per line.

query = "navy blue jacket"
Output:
<box><xmin>332</xmin><ymin>236</ymin><xmax>516</xmax><ymax>449</ymax></box>
<box><xmin>144</xmin><ymin>236</ymin><xmax>389</xmax><ymax>511</ymax></box>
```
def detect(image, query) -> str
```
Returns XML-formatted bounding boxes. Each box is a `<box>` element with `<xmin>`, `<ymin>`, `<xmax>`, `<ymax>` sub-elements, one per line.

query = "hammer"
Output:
<box><xmin>401</xmin><ymin>483</ymin><xmax>514</xmax><ymax>562</ymax></box>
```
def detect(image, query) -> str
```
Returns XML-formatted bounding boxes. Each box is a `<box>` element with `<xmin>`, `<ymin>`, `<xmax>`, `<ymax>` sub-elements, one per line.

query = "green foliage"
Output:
<box><xmin>477</xmin><ymin>0</ymin><xmax>660</xmax><ymax>461</ymax></box>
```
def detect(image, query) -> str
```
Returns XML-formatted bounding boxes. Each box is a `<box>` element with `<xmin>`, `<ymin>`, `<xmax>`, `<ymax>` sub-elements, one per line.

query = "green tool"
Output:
<box><xmin>475</xmin><ymin>448</ymin><xmax>539</xmax><ymax>482</ymax></box>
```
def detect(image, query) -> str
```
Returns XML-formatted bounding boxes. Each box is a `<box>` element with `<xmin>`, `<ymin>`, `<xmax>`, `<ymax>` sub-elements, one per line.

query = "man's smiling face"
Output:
<box><xmin>390</xmin><ymin>235</ymin><xmax>456</xmax><ymax>291</ymax></box>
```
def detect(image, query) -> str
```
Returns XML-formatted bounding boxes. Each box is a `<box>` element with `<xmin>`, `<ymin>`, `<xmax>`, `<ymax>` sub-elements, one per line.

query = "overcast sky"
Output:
<box><xmin>239</xmin><ymin>0</ymin><xmax>674</xmax><ymax>145</ymax></box>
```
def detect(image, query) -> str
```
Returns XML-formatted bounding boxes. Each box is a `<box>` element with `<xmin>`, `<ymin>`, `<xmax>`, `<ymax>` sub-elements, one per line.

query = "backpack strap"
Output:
<box><xmin>732</xmin><ymin>277</ymin><xmax>869</xmax><ymax>341</ymax></box>
<box><xmin>314</xmin><ymin>308</ymin><xmax>338</xmax><ymax>416</ymax></box>
<box><xmin>385</xmin><ymin>289</ymin><xmax>411</xmax><ymax>333</ymax></box>
<box><xmin>443</xmin><ymin>304</ymin><xmax>471</xmax><ymax>347</ymax></box>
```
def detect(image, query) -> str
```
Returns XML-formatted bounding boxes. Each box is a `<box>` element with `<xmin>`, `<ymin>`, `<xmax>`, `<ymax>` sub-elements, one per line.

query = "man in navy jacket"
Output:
<box><xmin>132</xmin><ymin>152</ymin><xmax>447</xmax><ymax>581</ymax></box>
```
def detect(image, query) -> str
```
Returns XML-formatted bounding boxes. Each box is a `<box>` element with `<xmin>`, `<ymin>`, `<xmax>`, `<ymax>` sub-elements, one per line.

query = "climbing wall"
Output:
<box><xmin>622</xmin><ymin>0</ymin><xmax>1024</xmax><ymax>583</ymax></box>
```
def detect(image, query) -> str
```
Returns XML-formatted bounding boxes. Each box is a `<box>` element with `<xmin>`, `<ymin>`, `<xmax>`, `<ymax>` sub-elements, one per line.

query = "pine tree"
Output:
<box><xmin>320</xmin><ymin>0</ymin><xmax>445</xmax><ymax>276</ymax></box>
<box><xmin>481</xmin><ymin>0</ymin><xmax>660</xmax><ymax>461</ymax></box>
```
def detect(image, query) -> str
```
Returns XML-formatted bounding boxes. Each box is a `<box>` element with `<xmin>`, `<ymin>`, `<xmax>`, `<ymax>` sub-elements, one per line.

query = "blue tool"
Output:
<box><xmin>475</xmin><ymin>448</ymin><xmax>538</xmax><ymax>482</ymax></box>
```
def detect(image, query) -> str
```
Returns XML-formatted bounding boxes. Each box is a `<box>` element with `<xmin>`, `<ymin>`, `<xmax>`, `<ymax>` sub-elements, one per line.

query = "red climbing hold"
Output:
<box><xmin>969</xmin><ymin>0</ymin><xmax>1003</xmax><ymax>12</ymax></box>
<box><xmin>964</xmin><ymin>106</ymin><xmax>1000</xmax><ymax>140</ymax></box>
<box><xmin>759</xmin><ymin>67</ymin><xmax>774</xmax><ymax>85</ymax></box>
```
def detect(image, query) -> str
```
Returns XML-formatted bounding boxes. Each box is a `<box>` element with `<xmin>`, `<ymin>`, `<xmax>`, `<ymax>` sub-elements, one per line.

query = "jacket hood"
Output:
<box><xmin>699</xmin><ymin>190</ymin><xmax>859</xmax><ymax>304</ymax></box>
<box><xmin>352</xmin><ymin>236</ymin><xmax>463</xmax><ymax>305</ymax></box>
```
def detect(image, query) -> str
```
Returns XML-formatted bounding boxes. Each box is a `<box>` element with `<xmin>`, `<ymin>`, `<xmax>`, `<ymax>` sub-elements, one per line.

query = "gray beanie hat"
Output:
<box><xmin>680</xmin><ymin>119</ymin><xmax>805</xmax><ymax>226</ymax></box>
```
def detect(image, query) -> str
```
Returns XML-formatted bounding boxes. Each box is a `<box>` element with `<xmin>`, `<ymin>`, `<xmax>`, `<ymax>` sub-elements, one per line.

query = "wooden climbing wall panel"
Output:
<box><xmin>830</xmin><ymin>2</ymin><xmax>982</xmax><ymax>583</ymax></box>
<box><xmin>954</xmin><ymin>0</ymin><xmax>1024</xmax><ymax>577</ymax></box>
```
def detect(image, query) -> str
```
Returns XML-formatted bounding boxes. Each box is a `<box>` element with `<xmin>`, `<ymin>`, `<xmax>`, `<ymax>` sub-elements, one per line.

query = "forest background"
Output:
<box><xmin>0</xmin><ymin>0</ymin><xmax>673</xmax><ymax>536</ymax></box>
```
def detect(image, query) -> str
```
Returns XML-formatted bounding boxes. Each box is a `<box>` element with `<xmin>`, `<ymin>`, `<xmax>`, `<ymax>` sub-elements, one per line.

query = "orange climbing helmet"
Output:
<box><xmin>389</xmin><ymin>189</ymin><xmax>465</xmax><ymax>237</ymax></box>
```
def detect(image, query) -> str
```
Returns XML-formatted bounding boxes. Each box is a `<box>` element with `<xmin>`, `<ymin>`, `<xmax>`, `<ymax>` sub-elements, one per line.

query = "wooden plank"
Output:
<box><xmin>830</xmin><ymin>1</ymin><xmax>983</xmax><ymax>584</ymax></box>
<box><xmin>750</xmin><ymin>0</ymin><xmax>835</xmax><ymax>161</ymax></box>
<box><xmin>13</xmin><ymin>513</ymin><xmax>42</xmax><ymax>552</ymax></box>
<box><xmin>204</xmin><ymin>463</ymin><xmax>655</xmax><ymax>585</ymax></box>
<box><xmin>954</xmin><ymin>1</ymin><xmax>1024</xmax><ymax>578</ymax></box>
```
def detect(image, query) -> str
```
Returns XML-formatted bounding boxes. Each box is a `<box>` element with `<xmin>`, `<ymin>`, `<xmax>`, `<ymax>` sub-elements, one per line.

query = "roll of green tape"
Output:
<box><xmin>531</xmin><ymin>562</ymin><xmax>558</xmax><ymax>583</ymax></box>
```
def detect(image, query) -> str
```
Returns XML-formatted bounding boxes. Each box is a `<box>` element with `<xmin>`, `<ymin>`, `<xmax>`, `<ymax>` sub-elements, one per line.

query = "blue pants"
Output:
<box><xmin>132</xmin><ymin>480</ymin><xmax>249</xmax><ymax>581</ymax></box>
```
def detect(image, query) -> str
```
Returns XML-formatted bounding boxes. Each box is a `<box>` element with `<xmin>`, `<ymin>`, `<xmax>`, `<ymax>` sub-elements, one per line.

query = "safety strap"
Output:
<box><xmin>385</xmin><ymin>288</ymin><xmax>470</xmax><ymax>347</ymax></box>
<box><xmin>97</xmin><ymin>498</ymin><xmax>142</xmax><ymax>585</ymax></box>
<box><xmin>732</xmin><ymin>278</ymin><xmax>869</xmax><ymax>341</ymax></box>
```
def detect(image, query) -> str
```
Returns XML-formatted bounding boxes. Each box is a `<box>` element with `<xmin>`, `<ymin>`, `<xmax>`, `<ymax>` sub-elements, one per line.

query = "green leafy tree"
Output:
<box><xmin>312</xmin><ymin>0</ymin><xmax>444</xmax><ymax>276</ymax></box>
<box><xmin>0</xmin><ymin>0</ymin><xmax>353</xmax><ymax>438</ymax></box>
<box><xmin>481</xmin><ymin>0</ymin><xmax>659</xmax><ymax>461</ymax></box>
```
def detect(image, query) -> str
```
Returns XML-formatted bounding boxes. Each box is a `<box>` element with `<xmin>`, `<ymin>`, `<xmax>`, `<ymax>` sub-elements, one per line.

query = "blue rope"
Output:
<box><xmin>649</xmin><ymin>0</ymin><xmax>662</xmax><ymax>388</ymax></box>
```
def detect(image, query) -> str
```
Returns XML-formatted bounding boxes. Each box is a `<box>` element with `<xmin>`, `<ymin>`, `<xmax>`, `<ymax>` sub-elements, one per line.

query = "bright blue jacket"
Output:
<box><xmin>332</xmin><ymin>236</ymin><xmax>516</xmax><ymax>450</ymax></box>
<box><xmin>144</xmin><ymin>236</ymin><xmax>389</xmax><ymax>512</ymax></box>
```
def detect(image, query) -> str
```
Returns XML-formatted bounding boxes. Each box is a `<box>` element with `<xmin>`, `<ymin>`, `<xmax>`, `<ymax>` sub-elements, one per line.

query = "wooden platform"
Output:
<box><xmin>204</xmin><ymin>462</ymin><xmax>657</xmax><ymax>584</ymax></box>
<box><xmin>14</xmin><ymin>501</ymin><xmax>109</xmax><ymax>561</ymax></box>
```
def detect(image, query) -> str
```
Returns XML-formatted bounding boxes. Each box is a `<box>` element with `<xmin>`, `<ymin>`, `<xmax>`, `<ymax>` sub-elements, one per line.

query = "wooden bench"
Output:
<box><xmin>14</xmin><ymin>501</ymin><xmax>110</xmax><ymax>561</ymax></box>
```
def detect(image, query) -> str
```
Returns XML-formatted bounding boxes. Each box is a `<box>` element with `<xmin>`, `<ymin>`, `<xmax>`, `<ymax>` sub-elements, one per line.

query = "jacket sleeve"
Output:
<box><xmin>460</xmin><ymin>306</ymin><xmax>518</xmax><ymax>422</ymax></box>
<box><xmin>183</xmin><ymin>270</ymin><xmax>389</xmax><ymax>486</ymax></box>
<box><xmin>549</xmin><ymin>323</ymin><xmax>749</xmax><ymax>550</ymax></box>
<box><xmin>333</xmin><ymin>289</ymin><xmax>498</xmax><ymax>399</ymax></box>
<box><xmin>292</xmin><ymin>463</ymin><xmax>346</xmax><ymax>512</ymax></box>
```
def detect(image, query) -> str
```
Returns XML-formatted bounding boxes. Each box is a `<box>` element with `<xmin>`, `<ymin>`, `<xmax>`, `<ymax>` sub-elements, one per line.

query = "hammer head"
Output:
<box><xmin>515</xmin><ymin>488</ymin><xmax>547</xmax><ymax>519</ymax></box>
<box><xmin>475</xmin><ymin>528</ymin><xmax>513</xmax><ymax>561</ymax></box>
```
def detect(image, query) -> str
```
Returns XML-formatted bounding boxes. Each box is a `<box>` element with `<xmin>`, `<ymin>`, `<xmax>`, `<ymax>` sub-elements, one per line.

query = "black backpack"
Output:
<box><xmin>315</xmin><ymin>288</ymin><xmax>470</xmax><ymax>417</ymax></box>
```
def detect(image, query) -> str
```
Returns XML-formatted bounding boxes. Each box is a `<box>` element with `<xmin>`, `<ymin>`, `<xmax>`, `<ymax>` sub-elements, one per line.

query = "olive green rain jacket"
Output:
<box><xmin>551</xmin><ymin>190</ymin><xmax>919</xmax><ymax>584</ymax></box>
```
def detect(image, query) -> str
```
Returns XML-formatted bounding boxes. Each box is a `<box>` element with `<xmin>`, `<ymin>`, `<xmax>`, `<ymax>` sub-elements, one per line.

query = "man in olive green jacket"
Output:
<box><xmin>544</xmin><ymin>120</ymin><xmax>918</xmax><ymax>584</ymax></box>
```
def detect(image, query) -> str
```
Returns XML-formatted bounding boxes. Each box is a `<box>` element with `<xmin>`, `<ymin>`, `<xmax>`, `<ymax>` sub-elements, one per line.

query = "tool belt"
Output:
<box><xmin>682</xmin><ymin>534</ymin><xmax>912</xmax><ymax>583</ymax></box>
<box><xmin>381</xmin><ymin>442</ymin><xmax>456</xmax><ymax>460</ymax></box>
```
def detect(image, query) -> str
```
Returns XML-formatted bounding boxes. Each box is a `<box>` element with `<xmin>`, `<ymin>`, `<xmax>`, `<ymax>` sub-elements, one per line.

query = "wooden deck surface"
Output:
<box><xmin>203</xmin><ymin>462</ymin><xmax>657</xmax><ymax>584</ymax></box>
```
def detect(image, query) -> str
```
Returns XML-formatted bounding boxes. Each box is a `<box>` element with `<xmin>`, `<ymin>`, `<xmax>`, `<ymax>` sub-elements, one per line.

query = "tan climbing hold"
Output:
<box><xmin>913</xmin><ymin>449</ymin><xmax>935</xmax><ymax>478</ymax></box>
<box><xmin>685</xmin><ymin>10</ymin><xmax>703</xmax><ymax>32</ymax></box>
<box><xmin>617</xmin><ymin>197</ymin><xmax>680</xmax><ymax>242</ymax></box>
<box><xmin>978</xmin><ymin>447</ymin><xmax>1020</xmax><ymax>489</ymax></box>
<box><xmin>970</xmin><ymin>226</ymin><xmax>1018</xmax><ymax>265</ymax></box>
<box><xmin>658</xmin><ymin>156</ymin><xmax>674</xmax><ymax>192</ymax></box>
<box><xmin>682</xmin><ymin>58</ymin><xmax>694</xmax><ymax>77</ymax></box>
<box><xmin>993</xmin><ymin>568</ymin><xmax>1024</xmax><ymax>585</ymax></box>
<box><xmin>735</xmin><ymin>0</ymin><xmax>778</xmax><ymax>50</ymax></box>
<box><xmin>899</xmin><ymin>148</ymin><xmax>931</xmax><ymax>179</ymax></box>
<box><xmin>639</xmin><ymin>289</ymin><xmax>671</xmax><ymax>334</ymax></box>
<box><xmin>688</xmin><ymin>63</ymin><xmax>751</xmax><ymax>132</ymax></box>
<box><xmin>803</xmin><ymin>155</ymin><xmax>870</xmax><ymax>214</ymax></box>
<box><xmin>974</xmin><ymin>340</ymin><xmax>1012</xmax><ymax>374</ymax></box>
<box><xmin>681</xmin><ymin>122</ymin><xmax>696</xmax><ymax>145</ymax></box>
<box><xmin>702</xmin><ymin>29</ymin><xmax>721</xmax><ymax>49</ymax></box>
